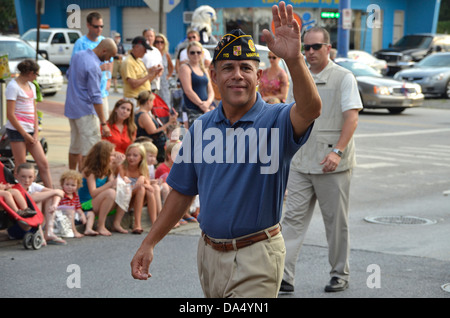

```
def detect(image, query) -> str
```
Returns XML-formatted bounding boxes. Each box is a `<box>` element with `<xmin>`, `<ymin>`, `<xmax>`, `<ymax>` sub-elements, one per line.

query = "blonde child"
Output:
<box><xmin>154</xmin><ymin>141</ymin><xmax>196</xmax><ymax>225</ymax></box>
<box><xmin>135</xmin><ymin>138</ymin><xmax>167</xmax><ymax>213</ymax></box>
<box><xmin>78</xmin><ymin>141</ymin><xmax>118</xmax><ymax>236</ymax></box>
<box><xmin>114</xmin><ymin>143</ymin><xmax>157</xmax><ymax>234</ymax></box>
<box><xmin>58</xmin><ymin>170</ymin><xmax>96</xmax><ymax>238</ymax></box>
<box><xmin>15</xmin><ymin>163</ymin><xmax>66</xmax><ymax>245</ymax></box>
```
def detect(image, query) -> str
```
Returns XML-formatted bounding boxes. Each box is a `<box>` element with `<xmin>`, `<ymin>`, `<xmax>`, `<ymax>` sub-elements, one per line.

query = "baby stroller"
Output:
<box><xmin>152</xmin><ymin>93</ymin><xmax>173</xmax><ymax>124</ymax></box>
<box><xmin>0</xmin><ymin>161</ymin><xmax>44</xmax><ymax>250</ymax></box>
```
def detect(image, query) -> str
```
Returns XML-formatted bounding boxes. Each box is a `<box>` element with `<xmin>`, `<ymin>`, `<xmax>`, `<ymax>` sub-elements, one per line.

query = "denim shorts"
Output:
<box><xmin>6</xmin><ymin>129</ymin><xmax>34</xmax><ymax>142</ymax></box>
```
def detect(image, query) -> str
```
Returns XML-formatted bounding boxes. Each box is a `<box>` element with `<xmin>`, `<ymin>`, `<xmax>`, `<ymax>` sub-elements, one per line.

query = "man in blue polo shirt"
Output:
<box><xmin>131</xmin><ymin>1</ymin><xmax>321</xmax><ymax>298</ymax></box>
<box><xmin>65</xmin><ymin>39</ymin><xmax>117</xmax><ymax>171</ymax></box>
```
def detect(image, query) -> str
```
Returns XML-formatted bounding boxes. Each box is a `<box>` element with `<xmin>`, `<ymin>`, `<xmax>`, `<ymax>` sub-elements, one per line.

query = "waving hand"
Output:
<box><xmin>262</xmin><ymin>1</ymin><xmax>302</xmax><ymax>62</ymax></box>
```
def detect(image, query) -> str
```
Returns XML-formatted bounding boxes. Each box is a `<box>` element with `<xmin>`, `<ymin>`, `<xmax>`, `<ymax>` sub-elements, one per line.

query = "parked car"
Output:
<box><xmin>335</xmin><ymin>58</ymin><xmax>424</xmax><ymax>114</ymax></box>
<box><xmin>393</xmin><ymin>52</ymin><xmax>450</xmax><ymax>99</ymax></box>
<box><xmin>374</xmin><ymin>33</ymin><xmax>450</xmax><ymax>75</ymax></box>
<box><xmin>21</xmin><ymin>27</ymin><xmax>82</xmax><ymax>65</ymax></box>
<box><xmin>0</xmin><ymin>35</ymin><xmax>64</xmax><ymax>95</ymax></box>
<box><xmin>347</xmin><ymin>50</ymin><xmax>388</xmax><ymax>75</ymax></box>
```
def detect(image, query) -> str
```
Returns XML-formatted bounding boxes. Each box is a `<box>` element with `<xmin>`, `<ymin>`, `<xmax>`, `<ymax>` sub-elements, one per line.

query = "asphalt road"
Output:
<box><xmin>1</xmin><ymin>88</ymin><xmax>449</xmax><ymax>301</ymax></box>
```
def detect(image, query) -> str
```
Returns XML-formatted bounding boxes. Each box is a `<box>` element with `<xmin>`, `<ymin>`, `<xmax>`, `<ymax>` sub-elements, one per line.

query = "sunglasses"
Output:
<box><xmin>188</xmin><ymin>36</ymin><xmax>197</xmax><ymax>40</ymax></box>
<box><xmin>268</xmin><ymin>56</ymin><xmax>277</xmax><ymax>60</ymax></box>
<box><xmin>154</xmin><ymin>40</ymin><xmax>164</xmax><ymax>44</ymax></box>
<box><xmin>189</xmin><ymin>51</ymin><xmax>202</xmax><ymax>55</ymax></box>
<box><xmin>91</xmin><ymin>24</ymin><xmax>104</xmax><ymax>29</ymax></box>
<box><xmin>304</xmin><ymin>43</ymin><xmax>329</xmax><ymax>51</ymax></box>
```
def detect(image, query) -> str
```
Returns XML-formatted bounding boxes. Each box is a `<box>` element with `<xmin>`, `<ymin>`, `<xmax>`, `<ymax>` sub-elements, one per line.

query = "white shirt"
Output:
<box><xmin>142</xmin><ymin>47</ymin><xmax>163</xmax><ymax>90</ymax></box>
<box><xmin>311</xmin><ymin>60</ymin><xmax>362</xmax><ymax>112</ymax></box>
<box><xmin>27</xmin><ymin>182</ymin><xmax>45</xmax><ymax>194</ymax></box>
<box><xmin>5</xmin><ymin>79</ymin><xmax>36</xmax><ymax>133</ymax></box>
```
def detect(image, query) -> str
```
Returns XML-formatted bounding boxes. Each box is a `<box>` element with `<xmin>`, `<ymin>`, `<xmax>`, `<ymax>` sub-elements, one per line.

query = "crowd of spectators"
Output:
<box><xmin>2</xmin><ymin>12</ymin><xmax>216</xmax><ymax>244</ymax></box>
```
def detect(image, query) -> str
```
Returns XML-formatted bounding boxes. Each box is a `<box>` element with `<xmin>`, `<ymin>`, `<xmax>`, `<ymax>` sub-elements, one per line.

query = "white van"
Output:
<box><xmin>21</xmin><ymin>27</ymin><xmax>82</xmax><ymax>65</ymax></box>
<box><xmin>0</xmin><ymin>35</ymin><xmax>64</xmax><ymax>95</ymax></box>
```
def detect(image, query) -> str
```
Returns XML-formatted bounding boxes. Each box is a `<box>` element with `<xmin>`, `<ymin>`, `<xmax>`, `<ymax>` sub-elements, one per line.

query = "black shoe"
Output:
<box><xmin>279</xmin><ymin>279</ymin><xmax>294</xmax><ymax>293</ymax></box>
<box><xmin>17</xmin><ymin>208</ymin><xmax>37</xmax><ymax>218</ymax></box>
<box><xmin>324</xmin><ymin>277</ymin><xmax>348</xmax><ymax>292</ymax></box>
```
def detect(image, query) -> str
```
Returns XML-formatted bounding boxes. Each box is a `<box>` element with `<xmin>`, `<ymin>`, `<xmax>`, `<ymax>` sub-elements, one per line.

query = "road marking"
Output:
<box><xmin>372</xmin><ymin>148</ymin><xmax>450</xmax><ymax>161</ymax></box>
<box><xmin>357</xmin><ymin>162</ymin><xmax>398</xmax><ymax>169</ymax></box>
<box><xmin>359</xmin><ymin>118</ymin><xmax>435</xmax><ymax>128</ymax></box>
<box><xmin>357</xmin><ymin>143</ymin><xmax>450</xmax><ymax>170</ymax></box>
<box><xmin>355</xmin><ymin>128</ymin><xmax>450</xmax><ymax>138</ymax></box>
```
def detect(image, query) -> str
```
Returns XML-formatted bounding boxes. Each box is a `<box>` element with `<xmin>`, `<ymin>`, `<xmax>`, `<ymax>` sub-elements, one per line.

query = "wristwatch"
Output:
<box><xmin>332</xmin><ymin>148</ymin><xmax>343</xmax><ymax>157</ymax></box>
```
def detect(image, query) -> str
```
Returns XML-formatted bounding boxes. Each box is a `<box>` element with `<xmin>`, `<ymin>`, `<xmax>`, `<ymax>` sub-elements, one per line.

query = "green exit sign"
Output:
<box><xmin>321</xmin><ymin>12</ymin><xmax>340</xmax><ymax>19</ymax></box>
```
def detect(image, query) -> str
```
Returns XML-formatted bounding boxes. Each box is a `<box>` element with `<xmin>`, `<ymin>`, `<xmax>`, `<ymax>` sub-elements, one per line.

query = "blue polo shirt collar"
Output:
<box><xmin>213</xmin><ymin>93</ymin><xmax>264</xmax><ymax>126</ymax></box>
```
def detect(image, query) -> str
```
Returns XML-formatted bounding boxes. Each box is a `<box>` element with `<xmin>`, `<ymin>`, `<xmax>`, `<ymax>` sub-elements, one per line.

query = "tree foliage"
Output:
<box><xmin>0</xmin><ymin>0</ymin><xmax>18</xmax><ymax>34</ymax></box>
<box><xmin>438</xmin><ymin>0</ymin><xmax>450</xmax><ymax>33</ymax></box>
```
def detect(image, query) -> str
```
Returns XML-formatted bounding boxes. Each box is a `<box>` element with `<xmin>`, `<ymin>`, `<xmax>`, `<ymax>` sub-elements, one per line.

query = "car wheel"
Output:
<box><xmin>40</xmin><ymin>51</ymin><xmax>49</xmax><ymax>60</ymax></box>
<box><xmin>443</xmin><ymin>79</ymin><xmax>450</xmax><ymax>99</ymax></box>
<box><xmin>387</xmin><ymin>107</ymin><xmax>405</xmax><ymax>114</ymax></box>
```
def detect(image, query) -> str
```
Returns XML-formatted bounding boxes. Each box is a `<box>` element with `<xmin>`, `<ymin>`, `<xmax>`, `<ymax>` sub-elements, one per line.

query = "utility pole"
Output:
<box><xmin>337</xmin><ymin>0</ymin><xmax>350</xmax><ymax>58</ymax></box>
<box><xmin>35</xmin><ymin>0</ymin><xmax>45</xmax><ymax>61</ymax></box>
<box><xmin>159</xmin><ymin>0</ymin><xmax>164</xmax><ymax>33</ymax></box>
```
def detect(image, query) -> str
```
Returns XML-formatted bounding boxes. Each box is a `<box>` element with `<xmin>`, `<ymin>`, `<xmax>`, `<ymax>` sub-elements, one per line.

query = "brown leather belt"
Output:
<box><xmin>202</xmin><ymin>225</ymin><xmax>281</xmax><ymax>252</ymax></box>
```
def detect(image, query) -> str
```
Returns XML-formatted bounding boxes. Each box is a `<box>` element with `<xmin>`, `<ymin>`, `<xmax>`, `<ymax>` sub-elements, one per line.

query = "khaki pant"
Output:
<box><xmin>197</xmin><ymin>225</ymin><xmax>285</xmax><ymax>298</ymax></box>
<box><xmin>282</xmin><ymin>170</ymin><xmax>352</xmax><ymax>285</ymax></box>
<box><xmin>69</xmin><ymin>115</ymin><xmax>100</xmax><ymax>156</ymax></box>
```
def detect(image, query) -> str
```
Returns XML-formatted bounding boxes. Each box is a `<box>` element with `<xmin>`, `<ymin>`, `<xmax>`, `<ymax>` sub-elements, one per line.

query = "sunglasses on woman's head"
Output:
<box><xmin>303</xmin><ymin>43</ymin><xmax>328</xmax><ymax>51</ymax></box>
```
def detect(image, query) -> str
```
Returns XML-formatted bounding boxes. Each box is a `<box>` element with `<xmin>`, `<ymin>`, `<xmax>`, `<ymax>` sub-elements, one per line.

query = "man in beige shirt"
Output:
<box><xmin>120</xmin><ymin>36</ymin><xmax>162</xmax><ymax>103</ymax></box>
<box><xmin>281</xmin><ymin>26</ymin><xmax>363</xmax><ymax>293</ymax></box>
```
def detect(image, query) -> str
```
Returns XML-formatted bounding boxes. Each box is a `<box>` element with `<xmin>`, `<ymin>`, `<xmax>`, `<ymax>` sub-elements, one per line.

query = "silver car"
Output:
<box><xmin>335</xmin><ymin>58</ymin><xmax>424</xmax><ymax>114</ymax></box>
<box><xmin>393</xmin><ymin>52</ymin><xmax>450</xmax><ymax>99</ymax></box>
<box><xmin>347</xmin><ymin>50</ymin><xmax>388</xmax><ymax>75</ymax></box>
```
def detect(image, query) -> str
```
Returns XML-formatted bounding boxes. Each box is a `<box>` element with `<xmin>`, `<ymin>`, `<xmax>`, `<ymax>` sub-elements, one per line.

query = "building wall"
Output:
<box><xmin>15</xmin><ymin>0</ymin><xmax>441</xmax><ymax>55</ymax></box>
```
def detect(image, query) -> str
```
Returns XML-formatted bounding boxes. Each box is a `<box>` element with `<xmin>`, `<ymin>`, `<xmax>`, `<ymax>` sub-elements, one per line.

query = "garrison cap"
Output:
<box><xmin>213</xmin><ymin>29</ymin><xmax>260</xmax><ymax>62</ymax></box>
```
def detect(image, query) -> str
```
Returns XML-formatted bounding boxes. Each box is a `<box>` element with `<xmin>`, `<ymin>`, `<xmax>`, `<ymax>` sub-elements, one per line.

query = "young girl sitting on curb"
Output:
<box><xmin>78</xmin><ymin>141</ymin><xmax>118</xmax><ymax>236</ymax></box>
<box><xmin>113</xmin><ymin>143</ymin><xmax>157</xmax><ymax>234</ymax></box>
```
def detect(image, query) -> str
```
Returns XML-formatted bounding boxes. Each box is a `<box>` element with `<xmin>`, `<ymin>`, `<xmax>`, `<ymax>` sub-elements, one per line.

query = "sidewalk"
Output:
<box><xmin>37</xmin><ymin>101</ymin><xmax>70</xmax><ymax>175</ymax></box>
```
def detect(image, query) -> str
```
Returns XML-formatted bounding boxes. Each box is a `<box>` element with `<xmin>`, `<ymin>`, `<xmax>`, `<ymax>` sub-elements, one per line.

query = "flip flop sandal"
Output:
<box><xmin>46</xmin><ymin>237</ymin><xmax>67</xmax><ymax>245</ymax></box>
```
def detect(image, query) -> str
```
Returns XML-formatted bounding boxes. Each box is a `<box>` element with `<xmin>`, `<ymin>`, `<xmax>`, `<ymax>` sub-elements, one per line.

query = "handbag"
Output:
<box><xmin>54</xmin><ymin>210</ymin><xmax>74</xmax><ymax>238</ymax></box>
<box><xmin>115</xmin><ymin>174</ymin><xmax>132</xmax><ymax>211</ymax></box>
